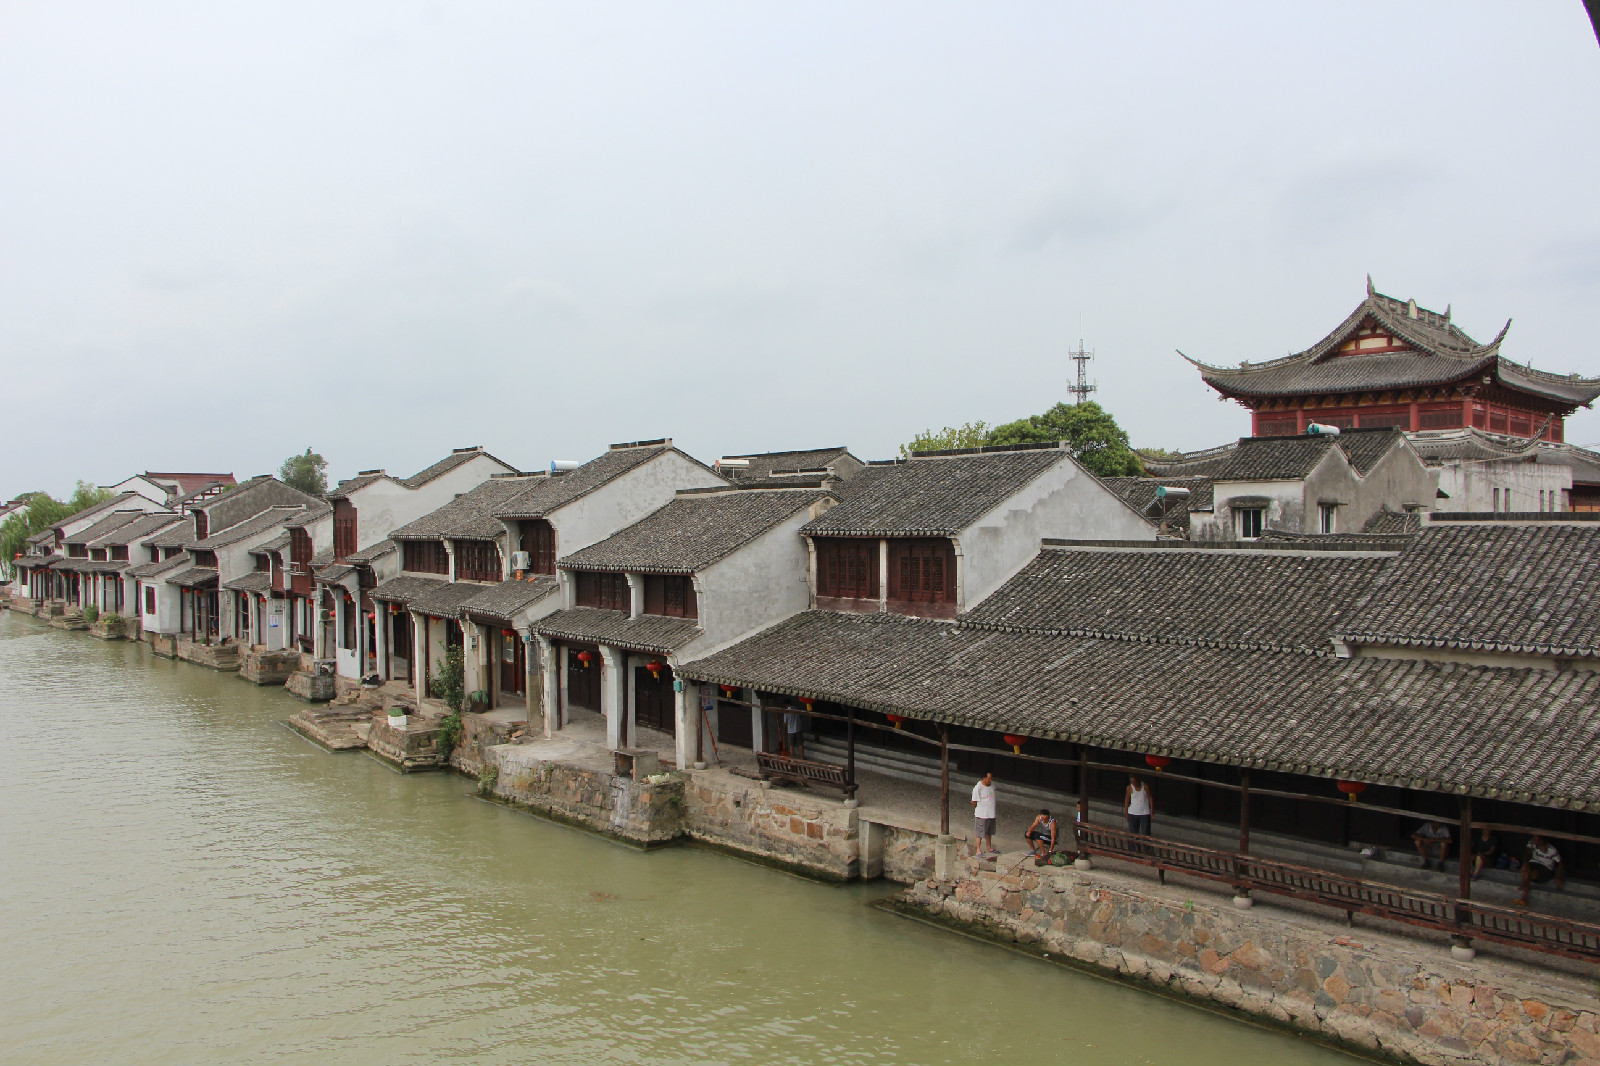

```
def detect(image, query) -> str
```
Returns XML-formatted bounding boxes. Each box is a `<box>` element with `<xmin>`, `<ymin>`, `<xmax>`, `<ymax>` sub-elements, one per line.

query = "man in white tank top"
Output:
<box><xmin>1125</xmin><ymin>775</ymin><xmax>1153</xmax><ymax>838</ymax></box>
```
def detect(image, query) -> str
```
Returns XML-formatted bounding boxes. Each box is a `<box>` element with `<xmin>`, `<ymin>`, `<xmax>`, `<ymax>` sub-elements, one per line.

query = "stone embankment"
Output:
<box><xmin>900</xmin><ymin>856</ymin><xmax>1600</xmax><ymax>1066</ymax></box>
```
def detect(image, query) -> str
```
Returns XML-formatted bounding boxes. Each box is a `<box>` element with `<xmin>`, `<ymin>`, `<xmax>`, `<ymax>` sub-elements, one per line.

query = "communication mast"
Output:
<box><xmin>1068</xmin><ymin>339</ymin><xmax>1097</xmax><ymax>405</ymax></box>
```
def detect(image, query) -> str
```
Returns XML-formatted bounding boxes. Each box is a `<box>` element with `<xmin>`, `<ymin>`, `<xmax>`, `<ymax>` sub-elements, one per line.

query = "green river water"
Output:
<box><xmin>0</xmin><ymin>612</ymin><xmax>1361</xmax><ymax>1065</ymax></box>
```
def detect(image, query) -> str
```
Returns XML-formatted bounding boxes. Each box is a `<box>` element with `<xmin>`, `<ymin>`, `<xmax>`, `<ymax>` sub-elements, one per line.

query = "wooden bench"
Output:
<box><xmin>756</xmin><ymin>752</ymin><xmax>857</xmax><ymax>799</ymax></box>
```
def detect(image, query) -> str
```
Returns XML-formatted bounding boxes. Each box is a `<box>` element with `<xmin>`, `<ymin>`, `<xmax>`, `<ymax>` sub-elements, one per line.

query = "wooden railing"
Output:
<box><xmin>1076</xmin><ymin>822</ymin><xmax>1600</xmax><ymax>962</ymax></box>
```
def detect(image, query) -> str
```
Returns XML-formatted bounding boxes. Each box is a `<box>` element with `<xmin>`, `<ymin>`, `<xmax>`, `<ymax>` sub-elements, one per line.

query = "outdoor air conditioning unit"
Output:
<box><xmin>511</xmin><ymin>551</ymin><xmax>531</xmax><ymax>571</ymax></box>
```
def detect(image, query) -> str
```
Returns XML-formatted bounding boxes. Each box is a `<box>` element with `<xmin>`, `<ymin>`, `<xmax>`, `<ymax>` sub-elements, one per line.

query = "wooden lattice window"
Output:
<box><xmin>1419</xmin><ymin>407</ymin><xmax>1463</xmax><ymax>430</ymax></box>
<box><xmin>402</xmin><ymin>540</ymin><xmax>449</xmax><ymax>575</ymax></box>
<box><xmin>887</xmin><ymin>539</ymin><xmax>956</xmax><ymax>605</ymax></box>
<box><xmin>815</xmin><ymin>538</ymin><xmax>878</xmax><ymax>600</ymax></box>
<box><xmin>575</xmin><ymin>571</ymin><xmax>629</xmax><ymax>611</ymax></box>
<box><xmin>333</xmin><ymin>500</ymin><xmax>357</xmax><ymax>561</ymax></box>
<box><xmin>454</xmin><ymin>540</ymin><xmax>502</xmax><ymax>583</ymax></box>
<box><xmin>644</xmin><ymin>574</ymin><xmax>697</xmax><ymax>618</ymax></box>
<box><xmin>111</xmin><ymin>545</ymin><xmax>128</xmax><ymax>561</ymax></box>
<box><xmin>520</xmin><ymin>520</ymin><xmax>557</xmax><ymax>575</ymax></box>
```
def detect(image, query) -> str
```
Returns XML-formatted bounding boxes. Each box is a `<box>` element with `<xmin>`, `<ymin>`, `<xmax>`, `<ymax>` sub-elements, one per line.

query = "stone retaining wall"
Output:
<box><xmin>450</xmin><ymin>713</ymin><xmax>530</xmax><ymax>778</ymax></box>
<box><xmin>485</xmin><ymin>748</ymin><xmax>684</xmax><ymax>846</ymax></box>
<box><xmin>176</xmin><ymin>639</ymin><xmax>241</xmax><ymax>671</ymax></box>
<box><xmin>901</xmin><ymin>858</ymin><xmax>1600</xmax><ymax>1066</ymax></box>
<box><xmin>88</xmin><ymin>618</ymin><xmax>128</xmax><ymax>640</ymax></box>
<box><xmin>147</xmin><ymin>632</ymin><xmax>178</xmax><ymax>658</ymax></box>
<box><xmin>238</xmin><ymin>647</ymin><xmax>297</xmax><ymax>685</ymax></box>
<box><xmin>284</xmin><ymin>670</ymin><xmax>336</xmax><ymax>702</ymax></box>
<box><xmin>881</xmin><ymin>824</ymin><xmax>939</xmax><ymax>884</ymax></box>
<box><xmin>367</xmin><ymin>717</ymin><xmax>445</xmax><ymax>771</ymax></box>
<box><xmin>681</xmin><ymin>771</ymin><xmax>858</xmax><ymax>880</ymax></box>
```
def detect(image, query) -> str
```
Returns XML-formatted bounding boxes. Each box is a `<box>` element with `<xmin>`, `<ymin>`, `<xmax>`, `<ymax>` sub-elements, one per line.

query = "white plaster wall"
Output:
<box><xmin>143</xmin><ymin>581</ymin><xmax>181</xmax><ymax>635</ymax></box>
<box><xmin>958</xmin><ymin>458</ymin><xmax>1158</xmax><ymax>610</ymax></box>
<box><xmin>348</xmin><ymin>453</ymin><xmax>514</xmax><ymax>550</ymax></box>
<box><xmin>548</xmin><ymin>450</ymin><xmax>726</xmax><ymax>556</ymax></box>
<box><xmin>678</xmin><ymin>509</ymin><xmax>815</xmax><ymax>659</ymax></box>
<box><xmin>1434</xmin><ymin>459</ymin><xmax>1569</xmax><ymax>513</ymax></box>
<box><xmin>1208</xmin><ymin>479</ymin><xmax>1311</xmax><ymax>542</ymax></box>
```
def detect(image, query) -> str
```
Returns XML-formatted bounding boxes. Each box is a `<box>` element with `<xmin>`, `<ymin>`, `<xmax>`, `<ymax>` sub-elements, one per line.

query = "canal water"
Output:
<box><xmin>0</xmin><ymin>613</ymin><xmax>1359</xmax><ymax>1065</ymax></box>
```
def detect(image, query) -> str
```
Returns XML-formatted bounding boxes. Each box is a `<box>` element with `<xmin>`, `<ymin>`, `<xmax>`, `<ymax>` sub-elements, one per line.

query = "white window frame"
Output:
<box><xmin>1237</xmin><ymin>507</ymin><xmax>1264</xmax><ymax>540</ymax></box>
<box><xmin>1319</xmin><ymin>503</ymin><xmax>1337</xmax><ymax>535</ymax></box>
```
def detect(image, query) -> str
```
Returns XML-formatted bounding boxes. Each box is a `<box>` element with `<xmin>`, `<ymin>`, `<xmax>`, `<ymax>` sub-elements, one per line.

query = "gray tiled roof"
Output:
<box><xmin>195</xmin><ymin>477</ymin><xmax>321</xmax><ymax>532</ymax></box>
<box><xmin>196</xmin><ymin>507</ymin><xmax>309</xmax><ymax>549</ymax></box>
<box><xmin>224</xmin><ymin>571</ymin><xmax>272</xmax><ymax>593</ymax></box>
<box><xmin>52</xmin><ymin>491</ymin><xmax>147</xmax><ymax>531</ymax></box>
<box><xmin>250</xmin><ymin>532</ymin><xmax>291</xmax><ymax>556</ymax></box>
<box><xmin>126</xmin><ymin>554</ymin><xmax>190</xmax><ymax>578</ymax></box>
<box><xmin>370</xmin><ymin>574</ymin><xmax>447</xmax><ymax>606</ymax></box>
<box><xmin>15</xmin><ymin>553</ymin><xmax>60</xmax><ymax>569</ymax></box>
<box><xmin>1143</xmin><ymin>429</ymin><xmax>1403</xmax><ymax>482</ymax></box>
<box><xmin>391</xmin><ymin>476</ymin><xmax>542</xmax><ymax>540</ymax></box>
<box><xmin>459</xmin><ymin>576</ymin><xmax>560</xmax><ymax>623</ymax></box>
<box><xmin>89</xmin><ymin>512</ymin><xmax>184</xmax><ymax>547</ymax></box>
<box><xmin>1101</xmin><ymin>476</ymin><xmax>1215</xmax><ymax>515</ymax></box>
<box><xmin>166</xmin><ymin>566</ymin><xmax>219</xmax><ymax>589</ymax></box>
<box><xmin>1339</xmin><ymin>524</ymin><xmax>1600</xmax><ymax>657</ymax></box>
<box><xmin>560</xmin><ymin>489</ymin><xmax>830</xmax><ymax>574</ymax></box>
<box><xmin>533</xmin><ymin>607</ymin><xmax>701</xmax><ymax>655</ymax></box>
<box><xmin>678</xmin><ymin>610</ymin><xmax>1600</xmax><ymax>812</ymax></box>
<box><xmin>411</xmin><ymin>580</ymin><xmax>493</xmax><ymax>618</ymax></box>
<box><xmin>802</xmin><ymin>449</ymin><xmax>1069</xmax><ymax>537</ymax></box>
<box><xmin>325</xmin><ymin>472</ymin><xmax>391</xmax><ymax>499</ymax></box>
<box><xmin>27</xmin><ymin>529</ymin><xmax>55</xmax><ymax>545</ymax></box>
<box><xmin>1360</xmin><ymin>507</ymin><xmax>1423</xmax><ymax>535</ymax></box>
<box><xmin>722</xmin><ymin>447</ymin><xmax>855</xmax><ymax>480</ymax></box>
<box><xmin>315</xmin><ymin>563</ymin><xmax>357</xmax><ymax>584</ymax></box>
<box><xmin>284</xmin><ymin>503</ymin><xmax>332</xmax><ymax>529</ymax></box>
<box><xmin>347</xmin><ymin>539</ymin><xmax>397</xmax><ymax>563</ymax></box>
<box><xmin>63</xmin><ymin>509</ymin><xmax>152</xmax><ymax>545</ymax></box>
<box><xmin>1189</xmin><ymin>287</ymin><xmax>1600</xmax><ymax>406</ymax></box>
<box><xmin>493</xmin><ymin>446</ymin><xmax>696</xmax><ymax>520</ymax></box>
<box><xmin>960</xmin><ymin>545</ymin><xmax>1386</xmax><ymax>654</ymax></box>
<box><xmin>400</xmin><ymin>447</ymin><xmax>517</xmax><ymax>489</ymax></box>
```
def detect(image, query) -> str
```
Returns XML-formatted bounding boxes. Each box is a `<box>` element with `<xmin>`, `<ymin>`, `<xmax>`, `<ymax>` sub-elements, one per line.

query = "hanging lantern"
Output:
<box><xmin>885</xmin><ymin>713</ymin><xmax>906</xmax><ymax>730</ymax></box>
<box><xmin>501</xmin><ymin>629</ymin><xmax>516</xmax><ymax>638</ymax></box>
<box><xmin>719</xmin><ymin>684</ymin><xmax>738</xmax><ymax>698</ymax></box>
<box><xmin>797</xmin><ymin>696</ymin><xmax>815</xmax><ymax>710</ymax></box>
<box><xmin>645</xmin><ymin>659</ymin><xmax>666</xmax><ymax>679</ymax></box>
<box><xmin>1145</xmin><ymin>754</ymin><xmax>1172</xmax><ymax>772</ymax></box>
<box><xmin>575</xmin><ymin>650</ymin><xmax>594</xmax><ymax>668</ymax></box>
<box><xmin>1337</xmin><ymin>780</ymin><xmax>1367</xmax><ymax>802</ymax></box>
<box><xmin>1003</xmin><ymin>733</ymin><xmax>1028</xmax><ymax>755</ymax></box>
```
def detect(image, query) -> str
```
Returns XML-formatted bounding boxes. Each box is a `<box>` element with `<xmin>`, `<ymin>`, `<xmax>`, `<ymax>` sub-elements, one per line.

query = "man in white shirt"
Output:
<box><xmin>970</xmin><ymin>772</ymin><xmax>997</xmax><ymax>857</ymax></box>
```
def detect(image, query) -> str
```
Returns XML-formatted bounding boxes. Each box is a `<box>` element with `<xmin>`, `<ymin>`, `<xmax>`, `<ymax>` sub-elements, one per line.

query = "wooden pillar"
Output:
<box><xmin>939</xmin><ymin>724</ymin><xmax>950</xmax><ymax>836</ymax></box>
<box><xmin>1078</xmin><ymin>744</ymin><xmax>1089</xmax><ymax>815</ymax></box>
<box><xmin>1239</xmin><ymin>769</ymin><xmax>1252</xmax><ymax>855</ymax></box>
<box><xmin>846</xmin><ymin>704</ymin><xmax>856</xmax><ymax>791</ymax></box>
<box><xmin>1458</xmin><ymin>796</ymin><xmax>1473</xmax><ymax>903</ymax></box>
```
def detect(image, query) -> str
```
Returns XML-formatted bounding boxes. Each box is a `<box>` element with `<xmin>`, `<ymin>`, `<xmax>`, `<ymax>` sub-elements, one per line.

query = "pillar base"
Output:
<box><xmin>693</xmin><ymin>761</ymin><xmax>708</xmax><ymax>770</ymax></box>
<box><xmin>1451</xmin><ymin>940</ymin><xmax>1476</xmax><ymax>962</ymax></box>
<box><xmin>1232</xmin><ymin>895</ymin><xmax>1254</xmax><ymax>910</ymax></box>
<box><xmin>1074</xmin><ymin>857</ymin><xmax>1093</xmax><ymax>871</ymax></box>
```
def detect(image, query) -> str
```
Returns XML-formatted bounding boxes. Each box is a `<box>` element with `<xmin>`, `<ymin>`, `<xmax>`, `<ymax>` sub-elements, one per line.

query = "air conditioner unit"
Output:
<box><xmin>511</xmin><ymin>551</ymin><xmax>531</xmax><ymax>571</ymax></box>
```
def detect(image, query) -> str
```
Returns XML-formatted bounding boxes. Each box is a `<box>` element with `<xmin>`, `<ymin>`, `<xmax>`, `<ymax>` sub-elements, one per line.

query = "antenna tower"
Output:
<box><xmin>1068</xmin><ymin>339</ymin><xmax>1096</xmax><ymax>405</ymax></box>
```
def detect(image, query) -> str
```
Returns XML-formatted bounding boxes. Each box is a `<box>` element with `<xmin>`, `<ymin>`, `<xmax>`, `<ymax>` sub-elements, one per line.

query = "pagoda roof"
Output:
<box><xmin>1187</xmin><ymin>280</ymin><xmax>1600</xmax><ymax>409</ymax></box>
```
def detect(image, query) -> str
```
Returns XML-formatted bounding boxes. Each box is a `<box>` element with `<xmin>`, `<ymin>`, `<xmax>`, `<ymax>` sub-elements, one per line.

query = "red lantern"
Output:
<box><xmin>501</xmin><ymin>629</ymin><xmax>516</xmax><ymax>638</ymax></box>
<box><xmin>1145</xmin><ymin>754</ymin><xmax>1172</xmax><ymax>772</ymax></box>
<box><xmin>1003</xmin><ymin>733</ymin><xmax>1027</xmax><ymax>755</ymax></box>
<box><xmin>646</xmin><ymin>659</ymin><xmax>666</xmax><ymax>680</ymax></box>
<box><xmin>885</xmin><ymin>713</ymin><xmax>906</xmax><ymax>730</ymax></box>
<box><xmin>797</xmin><ymin>696</ymin><xmax>815</xmax><ymax>709</ymax></box>
<box><xmin>1337</xmin><ymin>780</ymin><xmax>1367</xmax><ymax>802</ymax></box>
<box><xmin>719</xmin><ymin>685</ymin><xmax>738</xmax><ymax>698</ymax></box>
<box><xmin>575</xmin><ymin>650</ymin><xmax>594</xmax><ymax>668</ymax></box>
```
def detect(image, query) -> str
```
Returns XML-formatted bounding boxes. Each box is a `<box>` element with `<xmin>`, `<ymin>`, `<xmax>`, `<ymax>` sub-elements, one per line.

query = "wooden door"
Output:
<box><xmin>567</xmin><ymin>648</ymin><xmax>600</xmax><ymax>711</ymax></box>
<box><xmin>500</xmin><ymin>631</ymin><xmax>525</xmax><ymax>697</ymax></box>
<box><xmin>634</xmin><ymin>665</ymin><xmax>675</xmax><ymax>735</ymax></box>
<box><xmin>716</xmin><ymin>698</ymin><xmax>752</xmax><ymax>749</ymax></box>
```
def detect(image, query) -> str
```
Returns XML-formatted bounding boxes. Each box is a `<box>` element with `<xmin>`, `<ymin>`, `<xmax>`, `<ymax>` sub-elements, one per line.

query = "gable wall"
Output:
<box><xmin>958</xmin><ymin>460</ymin><xmax>1157</xmax><ymax>610</ymax></box>
<box><xmin>548</xmin><ymin>451</ymin><xmax>727</xmax><ymax>559</ymax></box>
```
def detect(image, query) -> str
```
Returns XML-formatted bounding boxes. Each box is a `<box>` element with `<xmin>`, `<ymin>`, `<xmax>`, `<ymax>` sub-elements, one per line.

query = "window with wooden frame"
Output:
<box><xmin>402</xmin><ymin>540</ymin><xmax>449</xmax><ymax>575</ymax></box>
<box><xmin>341</xmin><ymin>599</ymin><xmax>356</xmax><ymax>650</ymax></box>
<box><xmin>575</xmin><ymin>571</ymin><xmax>630</xmax><ymax>611</ymax></box>
<box><xmin>643</xmin><ymin>574</ymin><xmax>698</xmax><ymax>618</ymax></box>
<box><xmin>1256</xmin><ymin>415</ymin><xmax>1296</xmax><ymax>436</ymax></box>
<box><xmin>193</xmin><ymin>512</ymin><xmax>209</xmax><ymax>540</ymax></box>
<box><xmin>454</xmin><ymin>539</ymin><xmax>502</xmax><ymax>582</ymax></box>
<box><xmin>520</xmin><ymin>520</ymin><xmax>557</xmax><ymax>575</ymax></box>
<box><xmin>1237</xmin><ymin>507</ymin><xmax>1264</xmax><ymax>539</ymax></box>
<box><xmin>289</xmin><ymin>529</ymin><xmax>312</xmax><ymax>568</ymax></box>
<box><xmin>67</xmin><ymin>544</ymin><xmax>87</xmax><ymax>558</ymax></box>
<box><xmin>144</xmin><ymin>587</ymin><xmax>156</xmax><ymax>614</ymax></box>
<box><xmin>815</xmin><ymin>538</ymin><xmax>878</xmax><ymax>600</ymax></box>
<box><xmin>887</xmin><ymin>539</ymin><xmax>956</xmax><ymax>605</ymax></box>
<box><xmin>111</xmin><ymin>545</ymin><xmax>128</xmax><ymax>561</ymax></box>
<box><xmin>333</xmin><ymin>500</ymin><xmax>358</xmax><ymax>561</ymax></box>
<box><xmin>1419</xmin><ymin>407</ymin><xmax>1464</xmax><ymax>430</ymax></box>
<box><xmin>194</xmin><ymin>549</ymin><xmax>218</xmax><ymax>568</ymax></box>
<box><xmin>255</xmin><ymin>552</ymin><xmax>270</xmax><ymax>571</ymax></box>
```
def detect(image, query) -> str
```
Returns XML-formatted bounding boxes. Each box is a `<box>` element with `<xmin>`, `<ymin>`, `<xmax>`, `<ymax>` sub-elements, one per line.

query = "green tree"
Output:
<box><xmin>433</xmin><ymin>644</ymin><xmax>467</xmax><ymax>755</ymax></box>
<box><xmin>0</xmin><ymin>482</ymin><xmax>115</xmax><ymax>581</ymax></box>
<box><xmin>279</xmin><ymin>448</ymin><xmax>329</xmax><ymax>495</ymax></box>
<box><xmin>899</xmin><ymin>421</ymin><xmax>991</xmax><ymax>458</ymax></box>
<box><xmin>986</xmin><ymin>401</ymin><xmax>1145</xmax><ymax>478</ymax></box>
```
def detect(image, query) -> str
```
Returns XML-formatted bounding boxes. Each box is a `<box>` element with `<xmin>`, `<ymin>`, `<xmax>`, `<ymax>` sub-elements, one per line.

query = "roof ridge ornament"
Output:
<box><xmin>1366</xmin><ymin>273</ymin><xmax>1375</xmax><ymax>297</ymax></box>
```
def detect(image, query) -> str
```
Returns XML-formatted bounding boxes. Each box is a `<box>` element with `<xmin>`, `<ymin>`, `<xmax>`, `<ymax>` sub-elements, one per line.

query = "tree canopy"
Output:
<box><xmin>900</xmin><ymin>401</ymin><xmax>1144</xmax><ymax>478</ymax></box>
<box><xmin>0</xmin><ymin>482</ymin><xmax>116</xmax><ymax>580</ymax></box>
<box><xmin>279</xmin><ymin>448</ymin><xmax>329</xmax><ymax>496</ymax></box>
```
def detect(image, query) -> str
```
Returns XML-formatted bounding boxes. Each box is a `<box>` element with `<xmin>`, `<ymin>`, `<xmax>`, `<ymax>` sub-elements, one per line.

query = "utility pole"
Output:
<box><xmin>1068</xmin><ymin>339</ymin><xmax>1096</xmax><ymax>405</ymax></box>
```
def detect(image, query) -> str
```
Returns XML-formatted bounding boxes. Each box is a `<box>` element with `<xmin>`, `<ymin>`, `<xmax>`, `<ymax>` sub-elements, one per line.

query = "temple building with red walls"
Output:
<box><xmin>1185</xmin><ymin>278</ymin><xmax>1600</xmax><ymax>442</ymax></box>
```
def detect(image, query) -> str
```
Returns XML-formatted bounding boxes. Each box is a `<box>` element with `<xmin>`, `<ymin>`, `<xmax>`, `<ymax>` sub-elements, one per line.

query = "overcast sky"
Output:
<box><xmin>3</xmin><ymin>2</ymin><xmax>1597</xmax><ymax>493</ymax></box>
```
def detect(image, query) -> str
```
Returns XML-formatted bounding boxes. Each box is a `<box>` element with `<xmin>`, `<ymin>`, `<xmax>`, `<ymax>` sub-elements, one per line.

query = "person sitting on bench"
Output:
<box><xmin>1515</xmin><ymin>835</ymin><xmax>1564</xmax><ymax>906</ymax></box>
<box><xmin>1025</xmin><ymin>808</ymin><xmax>1058</xmax><ymax>864</ymax></box>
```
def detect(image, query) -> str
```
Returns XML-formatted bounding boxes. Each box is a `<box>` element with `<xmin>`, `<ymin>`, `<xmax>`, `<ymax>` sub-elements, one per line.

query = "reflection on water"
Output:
<box><xmin>0</xmin><ymin>614</ymin><xmax>1357</xmax><ymax>1065</ymax></box>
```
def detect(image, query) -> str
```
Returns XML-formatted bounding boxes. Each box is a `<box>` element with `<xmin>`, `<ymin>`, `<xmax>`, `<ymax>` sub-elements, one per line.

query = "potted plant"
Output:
<box><xmin>388</xmin><ymin>707</ymin><xmax>409</xmax><ymax>731</ymax></box>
